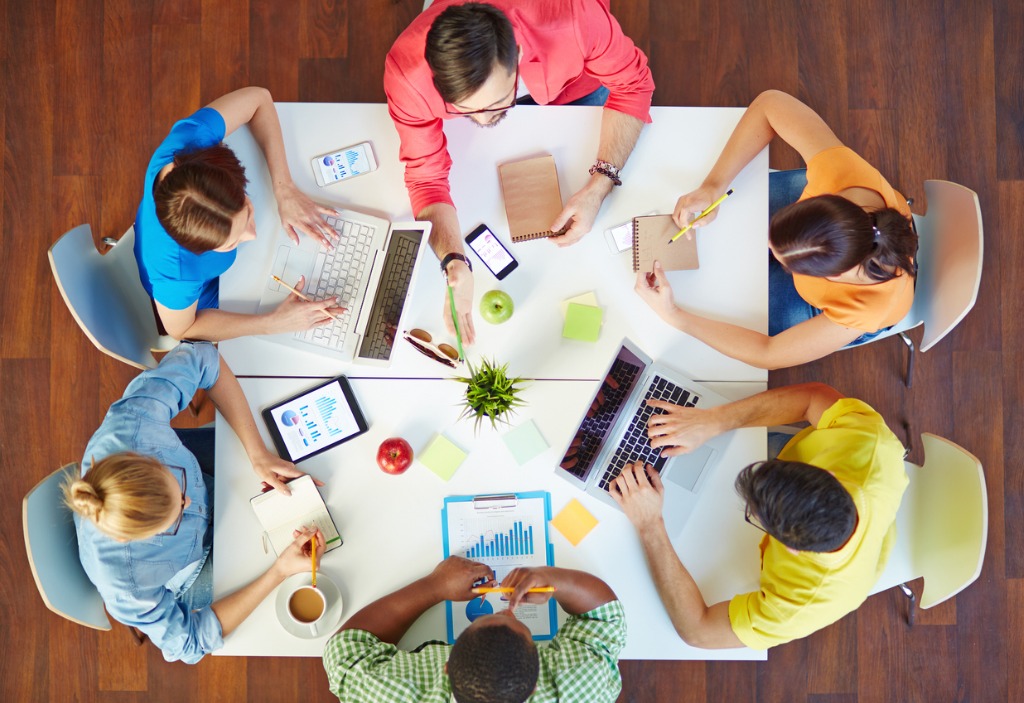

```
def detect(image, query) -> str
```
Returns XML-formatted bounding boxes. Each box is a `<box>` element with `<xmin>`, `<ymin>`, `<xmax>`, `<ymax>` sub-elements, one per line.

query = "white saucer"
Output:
<box><xmin>274</xmin><ymin>572</ymin><xmax>344</xmax><ymax>640</ymax></box>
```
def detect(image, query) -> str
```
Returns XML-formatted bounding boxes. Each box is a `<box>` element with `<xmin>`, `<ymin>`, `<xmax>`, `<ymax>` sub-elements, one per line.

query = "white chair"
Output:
<box><xmin>48</xmin><ymin>224</ymin><xmax>177</xmax><ymax>371</ymax></box>
<box><xmin>23</xmin><ymin>465</ymin><xmax>111</xmax><ymax>631</ymax></box>
<box><xmin>862</xmin><ymin>180</ymin><xmax>984</xmax><ymax>386</ymax></box>
<box><xmin>871</xmin><ymin>433</ymin><xmax>988</xmax><ymax>625</ymax></box>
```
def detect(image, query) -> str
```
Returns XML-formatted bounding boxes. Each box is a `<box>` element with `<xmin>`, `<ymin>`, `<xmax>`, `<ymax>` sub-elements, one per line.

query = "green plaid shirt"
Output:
<box><xmin>323</xmin><ymin>600</ymin><xmax>626</xmax><ymax>702</ymax></box>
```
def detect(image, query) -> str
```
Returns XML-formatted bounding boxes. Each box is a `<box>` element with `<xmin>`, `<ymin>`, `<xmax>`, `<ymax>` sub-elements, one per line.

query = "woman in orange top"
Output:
<box><xmin>635</xmin><ymin>90</ymin><xmax>917</xmax><ymax>370</ymax></box>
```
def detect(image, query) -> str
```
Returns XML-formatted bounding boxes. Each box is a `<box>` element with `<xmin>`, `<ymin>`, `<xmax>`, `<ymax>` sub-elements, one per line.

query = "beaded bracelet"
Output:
<box><xmin>589</xmin><ymin>159</ymin><xmax>622</xmax><ymax>186</ymax></box>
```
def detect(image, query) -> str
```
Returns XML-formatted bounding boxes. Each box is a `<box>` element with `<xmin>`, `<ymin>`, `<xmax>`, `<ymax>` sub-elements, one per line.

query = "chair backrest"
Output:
<box><xmin>23</xmin><ymin>465</ymin><xmax>111</xmax><ymax>631</ymax></box>
<box><xmin>911</xmin><ymin>180</ymin><xmax>984</xmax><ymax>351</ymax></box>
<box><xmin>871</xmin><ymin>433</ymin><xmax>987</xmax><ymax>609</ymax></box>
<box><xmin>48</xmin><ymin>225</ymin><xmax>170</xmax><ymax>370</ymax></box>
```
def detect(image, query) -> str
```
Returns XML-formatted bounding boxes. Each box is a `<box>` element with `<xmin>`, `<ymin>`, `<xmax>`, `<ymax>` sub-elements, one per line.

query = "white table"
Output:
<box><xmin>218</xmin><ymin>104</ymin><xmax>769</xmax><ymax>383</ymax></box>
<box><xmin>214</xmin><ymin>377</ymin><xmax>768</xmax><ymax>661</ymax></box>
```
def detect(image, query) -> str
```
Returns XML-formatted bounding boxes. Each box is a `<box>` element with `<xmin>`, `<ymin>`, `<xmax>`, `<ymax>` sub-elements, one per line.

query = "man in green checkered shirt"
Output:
<box><xmin>322</xmin><ymin>556</ymin><xmax>626</xmax><ymax>702</ymax></box>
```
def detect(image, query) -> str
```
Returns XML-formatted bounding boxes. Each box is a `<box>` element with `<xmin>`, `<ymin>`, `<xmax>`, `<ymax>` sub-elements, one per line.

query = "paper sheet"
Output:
<box><xmin>562</xmin><ymin>302</ymin><xmax>603</xmax><ymax>342</ymax></box>
<box><xmin>550</xmin><ymin>499</ymin><xmax>599</xmax><ymax>546</ymax></box>
<box><xmin>502</xmin><ymin>420</ymin><xmax>550</xmax><ymax>465</ymax></box>
<box><xmin>419</xmin><ymin>434</ymin><xmax>467</xmax><ymax>481</ymax></box>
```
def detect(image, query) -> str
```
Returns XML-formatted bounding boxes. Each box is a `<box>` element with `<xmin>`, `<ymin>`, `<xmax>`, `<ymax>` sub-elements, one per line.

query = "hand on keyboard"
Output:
<box><xmin>646</xmin><ymin>399</ymin><xmax>719</xmax><ymax>457</ymax></box>
<box><xmin>274</xmin><ymin>182</ymin><xmax>340</xmax><ymax>249</ymax></box>
<box><xmin>609</xmin><ymin>462</ymin><xmax>665</xmax><ymax>530</ymax></box>
<box><xmin>443</xmin><ymin>259</ymin><xmax>476</xmax><ymax>345</ymax></box>
<box><xmin>265</xmin><ymin>275</ymin><xmax>348</xmax><ymax>334</ymax></box>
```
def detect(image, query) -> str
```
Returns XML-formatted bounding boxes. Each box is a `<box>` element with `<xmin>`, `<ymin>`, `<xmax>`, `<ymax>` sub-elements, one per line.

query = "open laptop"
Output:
<box><xmin>257</xmin><ymin>208</ymin><xmax>431</xmax><ymax>366</ymax></box>
<box><xmin>555</xmin><ymin>338</ymin><xmax>735</xmax><ymax>535</ymax></box>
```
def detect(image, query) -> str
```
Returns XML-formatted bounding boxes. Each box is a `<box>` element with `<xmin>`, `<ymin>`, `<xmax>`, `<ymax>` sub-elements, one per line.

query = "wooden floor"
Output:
<box><xmin>1</xmin><ymin>0</ymin><xmax>1020</xmax><ymax>700</ymax></box>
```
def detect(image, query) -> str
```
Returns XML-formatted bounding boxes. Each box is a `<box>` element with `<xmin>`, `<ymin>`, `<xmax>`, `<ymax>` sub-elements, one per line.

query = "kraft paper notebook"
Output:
<box><xmin>632</xmin><ymin>214</ymin><xmax>699</xmax><ymax>273</ymax></box>
<box><xmin>499</xmin><ymin>155</ymin><xmax>565</xmax><ymax>242</ymax></box>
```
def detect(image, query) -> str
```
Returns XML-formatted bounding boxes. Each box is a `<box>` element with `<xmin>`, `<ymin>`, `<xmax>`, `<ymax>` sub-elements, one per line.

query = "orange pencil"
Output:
<box><xmin>311</xmin><ymin>534</ymin><xmax>317</xmax><ymax>588</ymax></box>
<box><xmin>471</xmin><ymin>586</ymin><xmax>556</xmax><ymax>595</ymax></box>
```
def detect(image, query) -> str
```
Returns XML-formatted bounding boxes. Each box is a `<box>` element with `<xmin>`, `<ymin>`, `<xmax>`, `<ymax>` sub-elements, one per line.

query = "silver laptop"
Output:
<box><xmin>555</xmin><ymin>338</ymin><xmax>734</xmax><ymax>535</ymax></box>
<box><xmin>257</xmin><ymin>208</ymin><xmax>431</xmax><ymax>366</ymax></box>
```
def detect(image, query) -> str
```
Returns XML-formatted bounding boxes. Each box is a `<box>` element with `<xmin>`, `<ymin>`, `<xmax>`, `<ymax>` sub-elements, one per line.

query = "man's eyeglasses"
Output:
<box><xmin>157</xmin><ymin>466</ymin><xmax>188</xmax><ymax>537</ymax></box>
<box><xmin>403</xmin><ymin>329</ymin><xmax>461</xmax><ymax>368</ymax></box>
<box><xmin>444</xmin><ymin>66</ymin><xmax>519</xmax><ymax>116</ymax></box>
<box><xmin>744</xmin><ymin>504</ymin><xmax>767</xmax><ymax>535</ymax></box>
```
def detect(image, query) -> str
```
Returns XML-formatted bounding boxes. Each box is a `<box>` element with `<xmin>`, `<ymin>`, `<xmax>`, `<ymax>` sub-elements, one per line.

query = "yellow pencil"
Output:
<box><xmin>271</xmin><ymin>275</ymin><xmax>344</xmax><ymax>322</ymax></box>
<box><xmin>471</xmin><ymin>586</ymin><xmax>557</xmax><ymax>595</ymax></box>
<box><xmin>669</xmin><ymin>188</ymin><xmax>734</xmax><ymax>243</ymax></box>
<box><xmin>311</xmin><ymin>534</ymin><xmax>317</xmax><ymax>588</ymax></box>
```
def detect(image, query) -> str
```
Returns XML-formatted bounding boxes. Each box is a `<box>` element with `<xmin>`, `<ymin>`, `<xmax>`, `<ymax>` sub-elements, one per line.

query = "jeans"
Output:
<box><xmin>174</xmin><ymin>428</ymin><xmax>216</xmax><ymax>611</ymax></box>
<box><xmin>517</xmin><ymin>85</ymin><xmax>610</xmax><ymax>107</ymax></box>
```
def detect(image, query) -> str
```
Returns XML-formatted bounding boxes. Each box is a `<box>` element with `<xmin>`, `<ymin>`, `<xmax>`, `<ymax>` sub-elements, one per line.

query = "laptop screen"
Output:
<box><xmin>558</xmin><ymin>344</ymin><xmax>646</xmax><ymax>481</ymax></box>
<box><xmin>357</xmin><ymin>229</ymin><xmax>423</xmax><ymax>360</ymax></box>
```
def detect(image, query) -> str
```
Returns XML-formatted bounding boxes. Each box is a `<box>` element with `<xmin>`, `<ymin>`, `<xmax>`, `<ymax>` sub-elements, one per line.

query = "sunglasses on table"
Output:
<box><xmin>403</xmin><ymin>329</ymin><xmax>461</xmax><ymax>368</ymax></box>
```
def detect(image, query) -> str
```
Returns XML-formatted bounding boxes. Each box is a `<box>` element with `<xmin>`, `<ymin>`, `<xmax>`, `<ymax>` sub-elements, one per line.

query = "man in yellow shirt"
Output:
<box><xmin>610</xmin><ymin>382</ymin><xmax>908</xmax><ymax>649</ymax></box>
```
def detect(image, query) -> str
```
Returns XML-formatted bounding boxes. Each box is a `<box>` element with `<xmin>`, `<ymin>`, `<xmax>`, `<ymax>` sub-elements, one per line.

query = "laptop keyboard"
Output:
<box><xmin>559</xmin><ymin>356</ymin><xmax>643</xmax><ymax>480</ymax></box>
<box><xmin>357</xmin><ymin>230</ymin><xmax>422</xmax><ymax>361</ymax></box>
<box><xmin>597</xmin><ymin>376</ymin><xmax>700</xmax><ymax>492</ymax></box>
<box><xmin>295</xmin><ymin>215</ymin><xmax>376</xmax><ymax>350</ymax></box>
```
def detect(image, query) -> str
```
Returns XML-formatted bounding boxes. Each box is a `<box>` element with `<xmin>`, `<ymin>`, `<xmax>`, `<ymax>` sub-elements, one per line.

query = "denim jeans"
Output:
<box><xmin>174</xmin><ymin>428</ymin><xmax>216</xmax><ymax>611</ymax></box>
<box><xmin>516</xmin><ymin>85</ymin><xmax>610</xmax><ymax>107</ymax></box>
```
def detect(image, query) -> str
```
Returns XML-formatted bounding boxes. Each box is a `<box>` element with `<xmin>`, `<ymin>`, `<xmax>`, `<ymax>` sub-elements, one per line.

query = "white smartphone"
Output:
<box><xmin>465</xmin><ymin>224</ymin><xmax>518</xmax><ymax>279</ymax></box>
<box><xmin>310</xmin><ymin>142</ymin><xmax>378</xmax><ymax>187</ymax></box>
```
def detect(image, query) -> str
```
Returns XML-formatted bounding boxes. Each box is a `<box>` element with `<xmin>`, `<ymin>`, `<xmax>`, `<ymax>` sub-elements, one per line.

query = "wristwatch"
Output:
<box><xmin>440</xmin><ymin>252</ymin><xmax>472</xmax><ymax>280</ymax></box>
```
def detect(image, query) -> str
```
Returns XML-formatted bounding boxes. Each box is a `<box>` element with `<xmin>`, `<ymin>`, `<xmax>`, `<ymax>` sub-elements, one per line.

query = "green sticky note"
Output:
<box><xmin>419</xmin><ymin>434</ymin><xmax>467</xmax><ymax>481</ymax></box>
<box><xmin>502</xmin><ymin>420</ymin><xmax>549</xmax><ymax>465</ymax></box>
<box><xmin>562</xmin><ymin>303</ymin><xmax>603</xmax><ymax>342</ymax></box>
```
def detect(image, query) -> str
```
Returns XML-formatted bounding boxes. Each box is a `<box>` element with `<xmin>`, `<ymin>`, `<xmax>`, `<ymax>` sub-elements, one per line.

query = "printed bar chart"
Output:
<box><xmin>465</xmin><ymin>521</ymin><xmax>535</xmax><ymax>559</ymax></box>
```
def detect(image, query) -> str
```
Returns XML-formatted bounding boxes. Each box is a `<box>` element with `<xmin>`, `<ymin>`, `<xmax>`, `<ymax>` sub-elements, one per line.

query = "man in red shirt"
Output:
<box><xmin>385</xmin><ymin>0</ymin><xmax>655</xmax><ymax>343</ymax></box>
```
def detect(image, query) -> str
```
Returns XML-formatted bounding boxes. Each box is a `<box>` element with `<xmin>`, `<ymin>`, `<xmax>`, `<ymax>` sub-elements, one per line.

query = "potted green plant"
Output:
<box><xmin>454</xmin><ymin>358</ymin><xmax>528</xmax><ymax>433</ymax></box>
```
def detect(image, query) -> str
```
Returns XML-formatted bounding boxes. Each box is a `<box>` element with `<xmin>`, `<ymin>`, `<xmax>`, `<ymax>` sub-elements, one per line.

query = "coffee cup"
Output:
<box><xmin>286</xmin><ymin>584</ymin><xmax>327</xmax><ymax>636</ymax></box>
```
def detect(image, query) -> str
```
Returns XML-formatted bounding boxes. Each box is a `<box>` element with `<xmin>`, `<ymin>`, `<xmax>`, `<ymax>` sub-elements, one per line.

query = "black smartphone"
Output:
<box><xmin>465</xmin><ymin>224</ymin><xmax>519</xmax><ymax>280</ymax></box>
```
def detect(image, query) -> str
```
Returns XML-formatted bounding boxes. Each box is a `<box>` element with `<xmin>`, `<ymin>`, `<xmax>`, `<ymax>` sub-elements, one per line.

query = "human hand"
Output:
<box><xmin>634</xmin><ymin>261</ymin><xmax>679</xmax><ymax>322</ymax></box>
<box><xmin>500</xmin><ymin>567</ymin><xmax>556</xmax><ymax>611</ymax></box>
<box><xmin>265</xmin><ymin>276</ymin><xmax>348</xmax><ymax>334</ymax></box>
<box><xmin>673</xmin><ymin>184</ymin><xmax>723</xmax><ymax>233</ymax></box>
<box><xmin>275</xmin><ymin>182</ymin><xmax>339</xmax><ymax>248</ymax></box>
<box><xmin>609</xmin><ymin>462</ymin><xmax>665</xmax><ymax>530</ymax></box>
<box><xmin>442</xmin><ymin>261</ymin><xmax>476</xmax><ymax>346</ymax></box>
<box><xmin>427</xmin><ymin>556</ymin><xmax>495</xmax><ymax>602</ymax></box>
<box><xmin>251</xmin><ymin>450</ymin><xmax>325</xmax><ymax>496</ymax></box>
<box><xmin>274</xmin><ymin>526</ymin><xmax>326</xmax><ymax>578</ymax></box>
<box><xmin>550</xmin><ymin>178</ymin><xmax>610</xmax><ymax>247</ymax></box>
<box><xmin>646</xmin><ymin>400</ymin><xmax>724</xmax><ymax>457</ymax></box>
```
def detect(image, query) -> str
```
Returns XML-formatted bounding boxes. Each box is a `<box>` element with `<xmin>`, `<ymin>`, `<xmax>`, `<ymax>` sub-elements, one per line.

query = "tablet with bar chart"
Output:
<box><xmin>441</xmin><ymin>492</ymin><xmax>556</xmax><ymax>642</ymax></box>
<box><xmin>262</xmin><ymin>376</ymin><xmax>369</xmax><ymax>463</ymax></box>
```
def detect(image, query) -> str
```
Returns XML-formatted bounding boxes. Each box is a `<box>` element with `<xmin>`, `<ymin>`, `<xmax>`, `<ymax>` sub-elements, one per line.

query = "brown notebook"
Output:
<box><xmin>499</xmin><ymin>155</ymin><xmax>565</xmax><ymax>242</ymax></box>
<box><xmin>632</xmin><ymin>215</ymin><xmax>699</xmax><ymax>273</ymax></box>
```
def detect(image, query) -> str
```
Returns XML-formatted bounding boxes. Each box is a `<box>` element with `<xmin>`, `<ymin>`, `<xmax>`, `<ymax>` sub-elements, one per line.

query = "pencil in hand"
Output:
<box><xmin>271</xmin><ymin>275</ymin><xmax>345</xmax><ymax>321</ymax></box>
<box><xmin>311</xmin><ymin>534</ymin><xmax>317</xmax><ymax>588</ymax></box>
<box><xmin>470</xmin><ymin>586</ymin><xmax>556</xmax><ymax>595</ymax></box>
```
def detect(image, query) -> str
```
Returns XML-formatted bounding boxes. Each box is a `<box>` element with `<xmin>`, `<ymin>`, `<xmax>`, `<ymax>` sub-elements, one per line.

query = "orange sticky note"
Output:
<box><xmin>550</xmin><ymin>499</ymin><xmax>599</xmax><ymax>546</ymax></box>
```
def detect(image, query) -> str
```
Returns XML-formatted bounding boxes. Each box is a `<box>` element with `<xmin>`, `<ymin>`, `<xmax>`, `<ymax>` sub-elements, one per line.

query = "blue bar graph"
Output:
<box><xmin>465</xmin><ymin>522</ymin><xmax>536</xmax><ymax>559</ymax></box>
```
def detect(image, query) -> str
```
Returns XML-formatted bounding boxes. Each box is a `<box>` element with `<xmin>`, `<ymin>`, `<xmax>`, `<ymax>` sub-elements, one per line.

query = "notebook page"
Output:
<box><xmin>632</xmin><ymin>215</ymin><xmax>699</xmax><ymax>273</ymax></box>
<box><xmin>250</xmin><ymin>475</ymin><xmax>341</xmax><ymax>555</ymax></box>
<box><xmin>499</xmin><ymin>155</ymin><xmax>564</xmax><ymax>242</ymax></box>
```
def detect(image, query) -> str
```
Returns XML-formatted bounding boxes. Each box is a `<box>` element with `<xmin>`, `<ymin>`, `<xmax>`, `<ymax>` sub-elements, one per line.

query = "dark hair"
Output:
<box><xmin>448</xmin><ymin>621</ymin><xmax>539</xmax><ymax>703</ymax></box>
<box><xmin>425</xmin><ymin>3</ymin><xmax>518</xmax><ymax>104</ymax></box>
<box><xmin>735</xmin><ymin>460</ymin><xmax>857</xmax><ymax>552</ymax></box>
<box><xmin>153</xmin><ymin>144</ymin><xmax>248</xmax><ymax>254</ymax></box>
<box><xmin>770</xmin><ymin>194</ymin><xmax>916</xmax><ymax>282</ymax></box>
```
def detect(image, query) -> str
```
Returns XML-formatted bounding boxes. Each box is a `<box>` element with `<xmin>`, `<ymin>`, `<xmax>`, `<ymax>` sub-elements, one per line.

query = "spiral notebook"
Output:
<box><xmin>250</xmin><ymin>475</ymin><xmax>343</xmax><ymax>556</ymax></box>
<box><xmin>499</xmin><ymin>155</ymin><xmax>566</xmax><ymax>243</ymax></box>
<box><xmin>632</xmin><ymin>214</ymin><xmax>699</xmax><ymax>273</ymax></box>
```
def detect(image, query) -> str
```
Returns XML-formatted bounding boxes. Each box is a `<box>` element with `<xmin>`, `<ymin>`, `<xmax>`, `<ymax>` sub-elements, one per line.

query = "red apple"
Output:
<box><xmin>377</xmin><ymin>438</ymin><xmax>414</xmax><ymax>475</ymax></box>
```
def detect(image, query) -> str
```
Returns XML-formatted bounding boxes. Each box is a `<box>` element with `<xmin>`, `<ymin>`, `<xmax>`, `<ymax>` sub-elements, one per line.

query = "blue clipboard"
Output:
<box><xmin>441</xmin><ymin>491</ymin><xmax>556</xmax><ymax>644</ymax></box>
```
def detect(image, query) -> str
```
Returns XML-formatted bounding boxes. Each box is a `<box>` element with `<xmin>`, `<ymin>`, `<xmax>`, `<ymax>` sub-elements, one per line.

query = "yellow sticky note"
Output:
<box><xmin>419</xmin><ymin>434</ymin><xmax>467</xmax><ymax>481</ymax></box>
<box><xmin>560</xmin><ymin>291</ymin><xmax>599</xmax><ymax>318</ymax></box>
<box><xmin>550</xmin><ymin>499</ymin><xmax>599</xmax><ymax>546</ymax></box>
<box><xmin>562</xmin><ymin>303</ymin><xmax>603</xmax><ymax>342</ymax></box>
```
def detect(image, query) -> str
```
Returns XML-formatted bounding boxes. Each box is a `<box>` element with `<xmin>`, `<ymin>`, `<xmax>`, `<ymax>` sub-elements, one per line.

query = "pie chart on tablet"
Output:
<box><xmin>281</xmin><ymin>410</ymin><xmax>300</xmax><ymax>426</ymax></box>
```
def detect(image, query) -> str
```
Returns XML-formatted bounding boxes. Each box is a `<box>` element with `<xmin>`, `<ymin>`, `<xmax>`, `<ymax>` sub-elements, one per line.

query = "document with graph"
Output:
<box><xmin>441</xmin><ymin>492</ymin><xmax>556</xmax><ymax>643</ymax></box>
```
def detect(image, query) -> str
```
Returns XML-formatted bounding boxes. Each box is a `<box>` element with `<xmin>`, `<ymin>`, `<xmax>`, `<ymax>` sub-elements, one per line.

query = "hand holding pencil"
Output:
<box><xmin>267</xmin><ymin>275</ymin><xmax>348</xmax><ymax>333</ymax></box>
<box><xmin>671</xmin><ymin>187</ymin><xmax>734</xmax><ymax>240</ymax></box>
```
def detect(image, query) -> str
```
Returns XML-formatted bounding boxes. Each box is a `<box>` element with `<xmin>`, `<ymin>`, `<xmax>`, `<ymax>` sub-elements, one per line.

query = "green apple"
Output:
<box><xmin>480</xmin><ymin>289</ymin><xmax>514</xmax><ymax>324</ymax></box>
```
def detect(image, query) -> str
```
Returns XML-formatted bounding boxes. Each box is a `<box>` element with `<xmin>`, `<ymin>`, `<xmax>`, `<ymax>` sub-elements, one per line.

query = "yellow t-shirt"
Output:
<box><xmin>791</xmin><ymin>146</ymin><xmax>915</xmax><ymax>332</ymax></box>
<box><xmin>728</xmin><ymin>398</ymin><xmax>908</xmax><ymax>650</ymax></box>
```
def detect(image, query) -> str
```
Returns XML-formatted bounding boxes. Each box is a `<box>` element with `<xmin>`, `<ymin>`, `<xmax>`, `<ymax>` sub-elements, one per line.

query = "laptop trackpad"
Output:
<box><xmin>663</xmin><ymin>446</ymin><xmax>716</xmax><ymax>492</ymax></box>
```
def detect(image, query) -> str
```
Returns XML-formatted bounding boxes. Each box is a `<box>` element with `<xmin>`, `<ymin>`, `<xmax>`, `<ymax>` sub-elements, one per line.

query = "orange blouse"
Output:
<box><xmin>790</xmin><ymin>147</ymin><xmax>914</xmax><ymax>333</ymax></box>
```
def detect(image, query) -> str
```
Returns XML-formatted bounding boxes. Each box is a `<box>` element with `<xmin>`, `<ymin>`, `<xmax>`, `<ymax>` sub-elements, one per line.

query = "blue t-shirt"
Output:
<box><xmin>134</xmin><ymin>107</ymin><xmax>236</xmax><ymax>311</ymax></box>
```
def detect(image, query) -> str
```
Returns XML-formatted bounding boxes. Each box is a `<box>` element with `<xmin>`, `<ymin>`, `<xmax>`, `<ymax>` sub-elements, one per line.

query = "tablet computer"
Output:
<box><xmin>262</xmin><ymin>376</ymin><xmax>369</xmax><ymax>463</ymax></box>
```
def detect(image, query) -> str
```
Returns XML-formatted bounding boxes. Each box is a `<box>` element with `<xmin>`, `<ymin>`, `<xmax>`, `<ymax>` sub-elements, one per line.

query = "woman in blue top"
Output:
<box><xmin>136</xmin><ymin>87</ymin><xmax>346</xmax><ymax>340</ymax></box>
<box><xmin>64</xmin><ymin>342</ymin><xmax>325</xmax><ymax>663</ymax></box>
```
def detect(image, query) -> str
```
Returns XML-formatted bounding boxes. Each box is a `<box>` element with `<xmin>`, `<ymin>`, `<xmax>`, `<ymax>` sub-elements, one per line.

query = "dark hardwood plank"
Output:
<box><xmin>300</xmin><ymin>0</ymin><xmax>348</xmax><ymax>60</ymax></box>
<box><xmin>697</xmin><ymin>0</ymin><xmax>751</xmax><ymax>107</ymax></box>
<box><xmin>250</xmin><ymin>0</ymin><xmax>300</xmax><ymax>102</ymax></box>
<box><xmin>806</xmin><ymin>611</ymin><xmax>857</xmax><ymax>694</ymax></box>
<box><xmin>154</xmin><ymin>0</ymin><xmax>200</xmax><ymax>25</ymax></box>
<box><xmin>619</xmin><ymin>660</ymin><xmax>705</xmax><ymax>702</ymax></box>
<box><xmin>756</xmin><ymin>636</ymin><xmax>808</xmax><ymax>703</ymax></box>
<box><xmin>846</xmin><ymin>0</ymin><xmax>899</xmax><ymax>110</ymax></box>
<box><xmin>54</xmin><ymin>0</ymin><xmax>104</xmax><ymax>176</ymax></box>
<box><xmin>1000</xmin><ymin>182</ymin><xmax>1024</xmax><ymax>578</ymax></box>
<box><xmin>1008</xmin><ymin>578</ymin><xmax>1024</xmax><ymax>702</ymax></box>
<box><xmin>705</xmin><ymin>660</ymin><xmax>756</xmax><ymax>702</ymax></box>
<box><xmin>152</xmin><ymin>23</ymin><xmax>202</xmax><ymax>136</ymax></box>
<box><xmin>796</xmin><ymin>0</ymin><xmax>849</xmax><ymax>143</ymax></box>
<box><xmin>197</xmin><ymin>656</ymin><xmax>247</xmax><ymax>702</ymax></box>
<box><xmin>200</xmin><ymin>0</ymin><xmax>250</xmax><ymax>104</ymax></box>
<box><xmin>994</xmin><ymin>0</ymin><xmax>1024</xmax><ymax>179</ymax></box>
